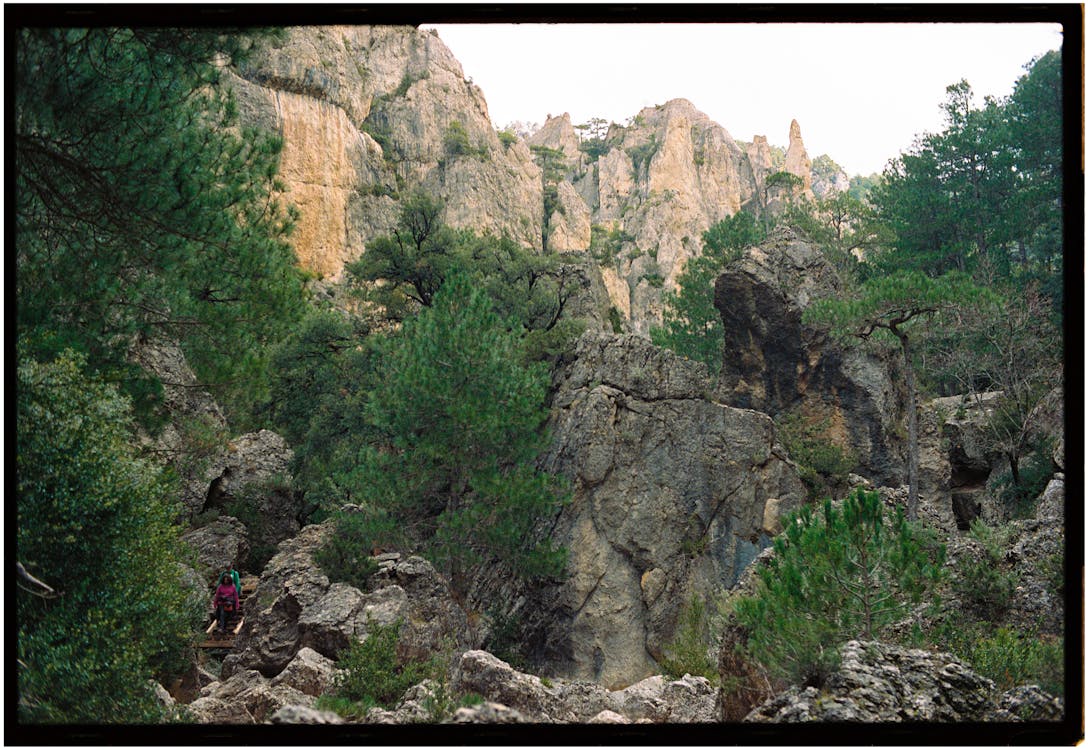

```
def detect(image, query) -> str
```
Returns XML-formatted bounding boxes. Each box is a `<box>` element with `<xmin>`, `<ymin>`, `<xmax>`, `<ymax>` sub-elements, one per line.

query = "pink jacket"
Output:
<box><xmin>214</xmin><ymin>583</ymin><xmax>239</xmax><ymax>609</ymax></box>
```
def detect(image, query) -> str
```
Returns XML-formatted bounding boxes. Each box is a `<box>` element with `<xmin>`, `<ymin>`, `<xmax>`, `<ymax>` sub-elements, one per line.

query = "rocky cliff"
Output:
<box><xmin>714</xmin><ymin>227</ymin><xmax>908</xmax><ymax>487</ymax></box>
<box><xmin>227</xmin><ymin>25</ymin><xmax>543</xmax><ymax>280</ymax></box>
<box><xmin>227</xmin><ymin>26</ymin><xmax>816</xmax><ymax>334</ymax></box>
<box><xmin>526</xmin><ymin>102</ymin><xmax>815</xmax><ymax>334</ymax></box>
<box><xmin>475</xmin><ymin>332</ymin><xmax>806</xmax><ymax>689</ymax></box>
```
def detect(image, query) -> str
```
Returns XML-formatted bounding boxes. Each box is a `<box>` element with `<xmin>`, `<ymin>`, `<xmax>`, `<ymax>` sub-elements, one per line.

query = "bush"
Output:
<box><xmin>991</xmin><ymin>440</ymin><xmax>1055</xmax><ymax>518</ymax></box>
<box><xmin>734</xmin><ymin>489</ymin><xmax>944</xmax><ymax>687</ymax></box>
<box><xmin>17</xmin><ymin>349</ymin><xmax>203</xmax><ymax>722</ymax></box>
<box><xmin>444</xmin><ymin>120</ymin><xmax>479</xmax><ymax>157</ymax></box>
<box><xmin>497</xmin><ymin>128</ymin><xmax>518</xmax><ymax>148</ymax></box>
<box><xmin>329</xmin><ymin>620</ymin><xmax>439</xmax><ymax>710</ymax></box>
<box><xmin>954</xmin><ymin>520</ymin><xmax>1018</xmax><ymax>622</ymax></box>
<box><xmin>926</xmin><ymin>620</ymin><xmax>1064</xmax><ymax>697</ymax></box>
<box><xmin>660</xmin><ymin>595</ymin><xmax>719</xmax><ymax>685</ymax></box>
<box><xmin>775</xmin><ymin>410</ymin><xmax>857</xmax><ymax>499</ymax></box>
<box><xmin>313</xmin><ymin>510</ymin><xmax>396</xmax><ymax>591</ymax></box>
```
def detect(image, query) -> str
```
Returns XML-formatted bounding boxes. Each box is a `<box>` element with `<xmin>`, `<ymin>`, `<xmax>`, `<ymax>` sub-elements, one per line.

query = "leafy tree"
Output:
<box><xmin>785</xmin><ymin>192</ymin><xmax>888</xmax><ymax>279</ymax></box>
<box><xmin>804</xmin><ymin>271</ymin><xmax>996</xmax><ymax>519</ymax></box>
<box><xmin>651</xmin><ymin>211</ymin><xmax>765</xmax><ymax>372</ymax></box>
<box><xmin>345</xmin><ymin>274</ymin><xmax>568</xmax><ymax>592</ymax></box>
<box><xmin>348</xmin><ymin>192</ymin><xmax>586</xmax><ymax>357</ymax></box>
<box><xmin>926</xmin><ymin>280</ymin><xmax>1062</xmax><ymax>489</ymax></box>
<box><xmin>734</xmin><ymin>489</ymin><xmax>944</xmax><ymax>686</ymax></box>
<box><xmin>17</xmin><ymin>348</ymin><xmax>203</xmax><ymax>722</ymax></box>
<box><xmin>15</xmin><ymin>28</ymin><xmax>305</xmax><ymax>428</ymax></box>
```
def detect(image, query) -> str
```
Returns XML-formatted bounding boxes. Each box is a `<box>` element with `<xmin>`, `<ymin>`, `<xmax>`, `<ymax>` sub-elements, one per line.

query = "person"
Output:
<box><xmin>212</xmin><ymin>572</ymin><xmax>239</xmax><ymax>634</ymax></box>
<box><xmin>222</xmin><ymin>561</ymin><xmax>241</xmax><ymax>599</ymax></box>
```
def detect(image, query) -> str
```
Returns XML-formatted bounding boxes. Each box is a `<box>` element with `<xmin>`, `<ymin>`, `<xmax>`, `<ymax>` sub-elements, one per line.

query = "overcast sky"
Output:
<box><xmin>425</xmin><ymin>23</ymin><xmax>1063</xmax><ymax>176</ymax></box>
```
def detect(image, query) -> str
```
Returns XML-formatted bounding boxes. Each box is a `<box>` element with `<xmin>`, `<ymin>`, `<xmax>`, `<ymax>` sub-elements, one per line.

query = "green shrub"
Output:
<box><xmin>735</xmin><ymin>489</ymin><xmax>944</xmax><ymax>687</ymax></box>
<box><xmin>927</xmin><ymin>620</ymin><xmax>1063</xmax><ymax>697</ymax></box>
<box><xmin>444</xmin><ymin>120</ymin><xmax>477</xmax><ymax>157</ymax></box>
<box><xmin>330</xmin><ymin>620</ymin><xmax>439</xmax><ymax>710</ymax></box>
<box><xmin>660</xmin><ymin>595</ymin><xmax>719</xmax><ymax>685</ymax></box>
<box><xmin>991</xmin><ymin>441</ymin><xmax>1055</xmax><ymax>518</ymax></box>
<box><xmin>627</xmin><ymin>136</ymin><xmax>658</xmax><ymax>172</ymax></box>
<box><xmin>776</xmin><ymin>411</ymin><xmax>857</xmax><ymax>499</ymax></box>
<box><xmin>954</xmin><ymin>520</ymin><xmax>1018</xmax><ymax>622</ymax></box>
<box><xmin>17</xmin><ymin>350</ymin><xmax>203</xmax><ymax>722</ymax></box>
<box><xmin>313</xmin><ymin>510</ymin><xmax>398</xmax><ymax>590</ymax></box>
<box><xmin>497</xmin><ymin>129</ymin><xmax>518</xmax><ymax>148</ymax></box>
<box><xmin>608</xmin><ymin>306</ymin><xmax>625</xmax><ymax>334</ymax></box>
<box><xmin>484</xmin><ymin>608</ymin><xmax>528</xmax><ymax>670</ymax></box>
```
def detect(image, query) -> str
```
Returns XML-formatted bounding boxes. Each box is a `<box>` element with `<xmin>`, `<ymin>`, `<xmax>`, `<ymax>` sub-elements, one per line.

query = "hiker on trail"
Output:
<box><xmin>223</xmin><ymin>561</ymin><xmax>241</xmax><ymax>597</ymax></box>
<box><xmin>212</xmin><ymin>572</ymin><xmax>240</xmax><ymax>634</ymax></box>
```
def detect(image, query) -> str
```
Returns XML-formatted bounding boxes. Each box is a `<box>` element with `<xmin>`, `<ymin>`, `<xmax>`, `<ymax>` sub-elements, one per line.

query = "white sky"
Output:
<box><xmin>425</xmin><ymin>23</ymin><xmax>1063</xmax><ymax>176</ymax></box>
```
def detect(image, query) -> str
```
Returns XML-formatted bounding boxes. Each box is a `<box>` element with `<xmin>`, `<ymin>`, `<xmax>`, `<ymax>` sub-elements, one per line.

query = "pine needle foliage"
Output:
<box><xmin>348</xmin><ymin>274</ymin><xmax>568</xmax><ymax>591</ymax></box>
<box><xmin>734</xmin><ymin>488</ymin><xmax>945</xmax><ymax>687</ymax></box>
<box><xmin>15</xmin><ymin>27</ymin><xmax>305</xmax><ymax>428</ymax></box>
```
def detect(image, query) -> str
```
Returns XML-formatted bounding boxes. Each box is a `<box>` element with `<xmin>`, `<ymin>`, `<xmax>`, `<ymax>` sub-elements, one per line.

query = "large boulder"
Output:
<box><xmin>221</xmin><ymin>522</ymin><xmax>477</xmax><ymax>682</ymax></box>
<box><xmin>503</xmin><ymin>331</ymin><xmax>804</xmax><ymax>688</ymax></box>
<box><xmin>745</xmin><ymin>640</ymin><xmax>1063</xmax><ymax>722</ymax></box>
<box><xmin>714</xmin><ymin>227</ymin><xmax>908</xmax><ymax>488</ymax></box>
<box><xmin>180</xmin><ymin>516</ymin><xmax>250</xmax><ymax>585</ymax></box>
<box><xmin>187</xmin><ymin>669</ymin><xmax>314</xmax><ymax>724</ymax></box>
<box><xmin>269</xmin><ymin>647</ymin><xmax>338</xmax><ymax>697</ymax></box>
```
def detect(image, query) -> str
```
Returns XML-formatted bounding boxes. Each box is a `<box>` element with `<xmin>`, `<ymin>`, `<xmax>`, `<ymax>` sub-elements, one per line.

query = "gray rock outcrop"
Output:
<box><xmin>745</xmin><ymin>640</ymin><xmax>1063</xmax><ymax>722</ymax></box>
<box><xmin>221</xmin><ymin>522</ymin><xmax>476</xmax><ymax>682</ymax></box>
<box><xmin>180</xmin><ymin>516</ymin><xmax>250</xmax><ymax>584</ymax></box>
<box><xmin>129</xmin><ymin>337</ymin><xmax>228</xmax><ymax>519</ymax></box>
<box><xmin>714</xmin><ymin>227</ymin><xmax>907</xmax><ymax>487</ymax></box>
<box><xmin>187</xmin><ymin>667</ymin><xmax>315</xmax><ymax>724</ymax></box>
<box><xmin>493</xmin><ymin>331</ymin><xmax>804</xmax><ymax>688</ymax></box>
<box><xmin>451</xmin><ymin>650</ymin><xmax>718</xmax><ymax>723</ymax></box>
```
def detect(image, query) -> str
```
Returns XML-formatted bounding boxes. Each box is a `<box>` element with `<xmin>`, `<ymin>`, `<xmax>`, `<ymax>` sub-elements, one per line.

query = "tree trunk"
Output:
<box><xmin>894</xmin><ymin>327</ymin><xmax>920</xmax><ymax>521</ymax></box>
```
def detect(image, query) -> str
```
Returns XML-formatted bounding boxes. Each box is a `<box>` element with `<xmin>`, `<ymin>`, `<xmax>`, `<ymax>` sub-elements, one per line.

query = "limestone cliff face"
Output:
<box><xmin>228</xmin><ymin>29</ymin><xmax>816</xmax><ymax>331</ymax></box>
<box><xmin>527</xmin><ymin>100</ymin><xmax>814</xmax><ymax>334</ymax></box>
<box><xmin>227</xmin><ymin>26</ymin><xmax>542</xmax><ymax>280</ymax></box>
<box><xmin>783</xmin><ymin>119</ymin><xmax>815</xmax><ymax>198</ymax></box>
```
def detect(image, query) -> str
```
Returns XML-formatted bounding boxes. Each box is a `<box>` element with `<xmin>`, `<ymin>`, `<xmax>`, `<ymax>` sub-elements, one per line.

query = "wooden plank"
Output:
<box><xmin>232</xmin><ymin>617</ymin><xmax>245</xmax><ymax>635</ymax></box>
<box><xmin>205</xmin><ymin>619</ymin><xmax>217</xmax><ymax>634</ymax></box>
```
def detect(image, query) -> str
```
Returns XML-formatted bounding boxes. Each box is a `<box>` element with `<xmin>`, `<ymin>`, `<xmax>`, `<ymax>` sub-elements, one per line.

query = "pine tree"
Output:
<box><xmin>15</xmin><ymin>27</ymin><xmax>305</xmax><ymax>426</ymax></box>
<box><xmin>347</xmin><ymin>274</ymin><xmax>567</xmax><ymax>590</ymax></box>
<box><xmin>734</xmin><ymin>489</ymin><xmax>944</xmax><ymax>686</ymax></box>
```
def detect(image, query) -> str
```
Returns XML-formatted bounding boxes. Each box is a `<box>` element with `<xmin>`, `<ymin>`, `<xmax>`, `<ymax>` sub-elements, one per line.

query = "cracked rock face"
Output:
<box><xmin>509</xmin><ymin>332</ymin><xmax>805</xmax><ymax>688</ymax></box>
<box><xmin>714</xmin><ymin>228</ymin><xmax>908</xmax><ymax>487</ymax></box>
